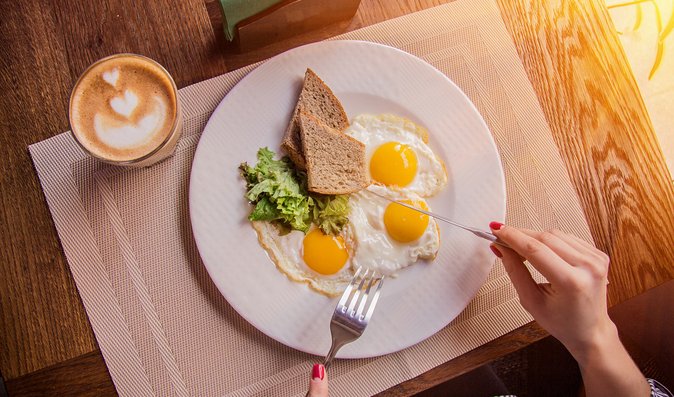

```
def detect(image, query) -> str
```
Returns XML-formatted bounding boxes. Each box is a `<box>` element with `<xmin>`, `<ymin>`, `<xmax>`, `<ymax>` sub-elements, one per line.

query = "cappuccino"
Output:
<box><xmin>69</xmin><ymin>54</ymin><xmax>181</xmax><ymax>166</ymax></box>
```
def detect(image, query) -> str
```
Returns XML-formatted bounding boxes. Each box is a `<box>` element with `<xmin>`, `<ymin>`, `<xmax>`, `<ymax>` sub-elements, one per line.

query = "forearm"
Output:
<box><xmin>571</xmin><ymin>323</ymin><xmax>649</xmax><ymax>397</ymax></box>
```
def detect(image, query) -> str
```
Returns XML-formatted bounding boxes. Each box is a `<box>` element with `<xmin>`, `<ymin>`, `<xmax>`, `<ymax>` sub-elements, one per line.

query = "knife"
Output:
<box><xmin>365</xmin><ymin>188</ymin><xmax>510</xmax><ymax>249</ymax></box>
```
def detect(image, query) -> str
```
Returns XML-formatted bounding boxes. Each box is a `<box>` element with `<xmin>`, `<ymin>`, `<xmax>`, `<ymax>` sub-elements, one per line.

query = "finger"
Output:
<box><xmin>517</xmin><ymin>229</ymin><xmax>587</xmax><ymax>268</ymax></box>
<box><xmin>549</xmin><ymin>230</ymin><xmax>603</xmax><ymax>259</ymax></box>
<box><xmin>518</xmin><ymin>228</ymin><xmax>606</xmax><ymax>263</ymax></box>
<box><xmin>563</xmin><ymin>233</ymin><xmax>610</xmax><ymax>277</ymax></box>
<box><xmin>541</xmin><ymin>230</ymin><xmax>609</xmax><ymax>276</ymax></box>
<box><xmin>308</xmin><ymin>364</ymin><xmax>328</xmax><ymax>397</ymax></box>
<box><xmin>514</xmin><ymin>227</ymin><xmax>595</xmax><ymax>255</ymax></box>
<box><xmin>567</xmin><ymin>233</ymin><xmax>609</xmax><ymax>263</ymax></box>
<box><xmin>511</xmin><ymin>228</ymin><xmax>611</xmax><ymax>279</ymax></box>
<box><xmin>568</xmin><ymin>233</ymin><xmax>597</xmax><ymax>251</ymax></box>
<box><xmin>493</xmin><ymin>244</ymin><xmax>542</xmax><ymax>310</ymax></box>
<box><xmin>490</xmin><ymin>224</ymin><xmax>573</xmax><ymax>285</ymax></box>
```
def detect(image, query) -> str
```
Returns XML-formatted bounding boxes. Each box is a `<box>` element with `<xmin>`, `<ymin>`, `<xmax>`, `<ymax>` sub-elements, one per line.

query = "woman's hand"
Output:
<box><xmin>489</xmin><ymin>222</ymin><xmax>649</xmax><ymax>397</ymax></box>
<box><xmin>488</xmin><ymin>223</ymin><xmax>613</xmax><ymax>358</ymax></box>
<box><xmin>307</xmin><ymin>364</ymin><xmax>328</xmax><ymax>397</ymax></box>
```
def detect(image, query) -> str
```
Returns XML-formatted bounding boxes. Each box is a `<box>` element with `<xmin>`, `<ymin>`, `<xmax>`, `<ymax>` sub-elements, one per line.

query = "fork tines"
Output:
<box><xmin>336</xmin><ymin>267</ymin><xmax>385</xmax><ymax>324</ymax></box>
<box><xmin>323</xmin><ymin>267</ymin><xmax>385</xmax><ymax>369</ymax></box>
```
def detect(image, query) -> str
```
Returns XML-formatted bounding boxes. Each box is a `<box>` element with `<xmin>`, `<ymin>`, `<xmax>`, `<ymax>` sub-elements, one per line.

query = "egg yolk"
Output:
<box><xmin>302</xmin><ymin>229</ymin><xmax>349</xmax><ymax>275</ymax></box>
<box><xmin>370</xmin><ymin>142</ymin><xmax>418</xmax><ymax>187</ymax></box>
<box><xmin>384</xmin><ymin>200</ymin><xmax>430</xmax><ymax>243</ymax></box>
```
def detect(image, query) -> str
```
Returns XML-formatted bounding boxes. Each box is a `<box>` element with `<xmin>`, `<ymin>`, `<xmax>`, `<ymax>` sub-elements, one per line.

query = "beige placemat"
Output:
<box><xmin>29</xmin><ymin>0</ymin><xmax>593</xmax><ymax>396</ymax></box>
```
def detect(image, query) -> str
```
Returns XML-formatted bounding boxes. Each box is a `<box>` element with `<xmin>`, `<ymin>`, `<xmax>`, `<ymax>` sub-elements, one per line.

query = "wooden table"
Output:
<box><xmin>1</xmin><ymin>0</ymin><xmax>673</xmax><ymax>395</ymax></box>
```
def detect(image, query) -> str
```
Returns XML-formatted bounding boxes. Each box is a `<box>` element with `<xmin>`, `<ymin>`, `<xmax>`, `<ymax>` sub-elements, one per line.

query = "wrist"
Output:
<box><xmin>565</xmin><ymin>319</ymin><xmax>620</xmax><ymax>367</ymax></box>
<box><xmin>567</xmin><ymin>320</ymin><xmax>650</xmax><ymax>397</ymax></box>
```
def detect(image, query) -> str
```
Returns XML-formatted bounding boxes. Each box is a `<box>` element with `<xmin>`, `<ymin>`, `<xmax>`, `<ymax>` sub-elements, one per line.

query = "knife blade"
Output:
<box><xmin>365</xmin><ymin>188</ymin><xmax>510</xmax><ymax>249</ymax></box>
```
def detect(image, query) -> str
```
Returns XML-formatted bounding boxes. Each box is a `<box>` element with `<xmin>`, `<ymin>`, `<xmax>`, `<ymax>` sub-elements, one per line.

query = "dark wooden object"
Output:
<box><xmin>1</xmin><ymin>0</ymin><xmax>673</xmax><ymax>395</ymax></box>
<box><xmin>234</xmin><ymin>0</ymin><xmax>362</xmax><ymax>51</ymax></box>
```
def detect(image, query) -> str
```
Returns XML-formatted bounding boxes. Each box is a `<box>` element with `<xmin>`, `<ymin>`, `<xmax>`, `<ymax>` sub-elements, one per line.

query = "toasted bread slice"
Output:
<box><xmin>298</xmin><ymin>111</ymin><xmax>369</xmax><ymax>195</ymax></box>
<box><xmin>281</xmin><ymin>68</ymin><xmax>349</xmax><ymax>169</ymax></box>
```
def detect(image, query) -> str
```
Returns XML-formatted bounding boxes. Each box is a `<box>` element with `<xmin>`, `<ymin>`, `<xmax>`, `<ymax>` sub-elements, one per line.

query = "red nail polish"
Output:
<box><xmin>312</xmin><ymin>363</ymin><xmax>325</xmax><ymax>380</ymax></box>
<box><xmin>489</xmin><ymin>221</ymin><xmax>503</xmax><ymax>231</ymax></box>
<box><xmin>490</xmin><ymin>245</ymin><xmax>502</xmax><ymax>258</ymax></box>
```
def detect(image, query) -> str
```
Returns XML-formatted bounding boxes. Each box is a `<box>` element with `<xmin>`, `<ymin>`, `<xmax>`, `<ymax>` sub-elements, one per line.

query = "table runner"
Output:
<box><xmin>29</xmin><ymin>0</ymin><xmax>593</xmax><ymax>395</ymax></box>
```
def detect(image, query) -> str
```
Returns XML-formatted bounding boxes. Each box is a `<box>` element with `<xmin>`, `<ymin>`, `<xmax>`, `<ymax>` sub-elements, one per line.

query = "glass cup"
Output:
<box><xmin>68</xmin><ymin>53</ymin><xmax>182</xmax><ymax>167</ymax></box>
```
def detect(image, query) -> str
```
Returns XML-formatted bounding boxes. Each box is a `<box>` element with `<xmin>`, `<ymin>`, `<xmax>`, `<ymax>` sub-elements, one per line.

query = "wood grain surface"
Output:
<box><xmin>497</xmin><ymin>0</ymin><xmax>674</xmax><ymax>305</ymax></box>
<box><xmin>0</xmin><ymin>0</ymin><xmax>672</xmax><ymax>395</ymax></box>
<box><xmin>0</xmin><ymin>0</ymin><xmax>227</xmax><ymax>381</ymax></box>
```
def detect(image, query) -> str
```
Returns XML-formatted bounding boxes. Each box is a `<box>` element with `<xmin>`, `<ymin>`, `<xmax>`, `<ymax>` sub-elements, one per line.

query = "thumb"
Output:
<box><xmin>307</xmin><ymin>364</ymin><xmax>328</xmax><ymax>397</ymax></box>
<box><xmin>491</xmin><ymin>244</ymin><xmax>541</xmax><ymax>311</ymax></box>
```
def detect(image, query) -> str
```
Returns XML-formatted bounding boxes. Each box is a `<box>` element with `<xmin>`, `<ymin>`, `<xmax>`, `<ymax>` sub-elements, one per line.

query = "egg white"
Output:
<box><xmin>344</xmin><ymin>114</ymin><xmax>448</xmax><ymax>197</ymax></box>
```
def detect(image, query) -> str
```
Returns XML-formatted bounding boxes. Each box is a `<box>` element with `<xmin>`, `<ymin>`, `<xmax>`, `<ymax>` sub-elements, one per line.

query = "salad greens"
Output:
<box><xmin>239</xmin><ymin>148</ymin><xmax>350</xmax><ymax>235</ymax></box>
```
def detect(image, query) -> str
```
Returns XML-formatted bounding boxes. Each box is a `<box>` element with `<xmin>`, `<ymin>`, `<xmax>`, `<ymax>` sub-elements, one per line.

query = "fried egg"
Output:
<box><xmin>345</xmin><ymin>185</ymin><xmax>440</xmax><ymax>276</ymax></box>
<box><xmin>344</xmin><ymin>114</ymin><xmax>448</xmax><ymax>197</ymax></box>
<box><xmin>252</xmin><ymin>221</ymin><xmax>354</xmax><ymax>296</ymax></box>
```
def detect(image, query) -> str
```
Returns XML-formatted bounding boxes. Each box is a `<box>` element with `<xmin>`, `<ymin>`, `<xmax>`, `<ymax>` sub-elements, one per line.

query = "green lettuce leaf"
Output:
<box><xmin>248</xmin><ymin>197</ymin><xmax>277</xmax><ymax>221</ymax></box>
<box><xmin>239</xmin><ymin>148</ymin><xmax>351</xmax><ymax>235</ymax></box>
<box><xmin>313</xmin><ymin>195</ymin><xmax>350</xmax><ymax>235</ymax></box>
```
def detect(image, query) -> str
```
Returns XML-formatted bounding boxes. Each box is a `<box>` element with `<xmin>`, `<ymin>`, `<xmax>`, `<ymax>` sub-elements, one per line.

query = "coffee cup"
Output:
<box><xmin>69</xmin><ymin>54</ymin><xmax>182</xmax><ymax>167</ymax></box>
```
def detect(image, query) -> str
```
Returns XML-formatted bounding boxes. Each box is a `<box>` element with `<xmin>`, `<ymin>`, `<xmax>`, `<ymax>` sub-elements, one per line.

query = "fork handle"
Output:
<box><xmin>323</xmin><ymin>338</ymin><xmax>348</xmax><ymax>370</ymax></box>
<box><xmin>304</xmin><ymin>340</ymin><xmax>344</xmax><ymax>397</ymax></box>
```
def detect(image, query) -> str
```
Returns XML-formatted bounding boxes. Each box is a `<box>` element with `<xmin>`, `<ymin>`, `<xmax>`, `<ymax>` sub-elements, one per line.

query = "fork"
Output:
<box><xmin>323</xmin><ymin>267</ymin><xmax>385</xmax><ymax>369</ymax></box>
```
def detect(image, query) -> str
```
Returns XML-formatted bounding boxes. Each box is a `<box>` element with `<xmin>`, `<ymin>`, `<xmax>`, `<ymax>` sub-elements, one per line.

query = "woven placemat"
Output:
<box><xmin>29</xmin><ymin>0</ymin><xmax>592</xmax><ymax>396</ymax></box>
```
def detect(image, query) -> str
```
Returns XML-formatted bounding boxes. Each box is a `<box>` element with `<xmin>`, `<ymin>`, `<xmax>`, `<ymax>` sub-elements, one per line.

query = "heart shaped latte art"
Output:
<box><xmin>94</xmin><ymin>96</ymin><xmax>166</xmax><ymax>149</ymax></box>
<box><xmin>102</xmin><ymin>68</ymin><xmax>119</xmax><ymax>86</ymax></box>
<box><xmin>109</xmin><ymin>90</ymin><xmax>139</xmax><ymax>118</ymax></box>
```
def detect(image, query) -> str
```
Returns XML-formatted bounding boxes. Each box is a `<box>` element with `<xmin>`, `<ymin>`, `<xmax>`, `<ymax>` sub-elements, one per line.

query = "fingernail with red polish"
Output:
<box><xmin>489</xmin><ymin>221</ymin><xmax>503</xmax><ymax>231</ymax></box>
<box><xmin>312</xmin><ymin>363</ymin><xmax>325</xmax><ymax>380</ymax></box>
<box><xmin>490</xmin><ymin>244</ymin><xmax>502</xmax><ymax>258</ymax></box>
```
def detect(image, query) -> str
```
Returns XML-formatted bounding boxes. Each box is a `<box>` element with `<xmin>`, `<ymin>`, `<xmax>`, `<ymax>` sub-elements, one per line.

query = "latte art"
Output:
<box><xmin>70</xmin><ymin>55</ymin><xmax>179</xmax><ymax>163</ymax></box>
<box><xmin>108</xmin><ymin>89</ymin><xmax>139</xmax><ymax>119</ymax></box>
<box><xmin>94</xmin><ymin>95</ymin><xmax>166</xmax><ymax>149</ymax></box>
<box><xmin>102</xmin><ymin>67</ymin><xmax>120</xmax><ymax>86</ymax></box>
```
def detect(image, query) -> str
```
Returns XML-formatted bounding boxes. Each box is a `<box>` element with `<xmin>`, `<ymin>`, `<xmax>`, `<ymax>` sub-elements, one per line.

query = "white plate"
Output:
<box><xmin>189</xmin><ymin>40</ymin><xmax>505</xmax><ymax>358</ymax></box>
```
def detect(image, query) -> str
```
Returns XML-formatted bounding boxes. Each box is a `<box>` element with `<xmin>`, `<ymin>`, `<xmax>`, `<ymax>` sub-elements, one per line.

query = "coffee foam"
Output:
<box><xmin>70</xmin><ymin>55</ymin><xmax>178</xmax><ymax>162</ymax></box>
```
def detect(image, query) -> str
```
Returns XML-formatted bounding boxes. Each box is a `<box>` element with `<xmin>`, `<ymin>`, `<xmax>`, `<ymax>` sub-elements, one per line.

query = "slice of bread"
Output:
<box><xmin>298</xmin><ymin>111</ymin><xmax>369</xmax><ymax>195</ymax></box>
<box><xmin>281</xmin><ymin>68</ymin><xmax>349</xmax><ymax>169</ymax></box>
